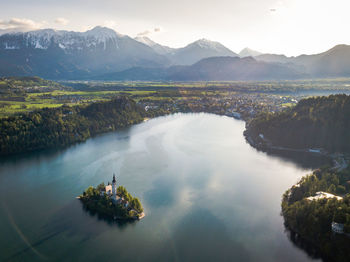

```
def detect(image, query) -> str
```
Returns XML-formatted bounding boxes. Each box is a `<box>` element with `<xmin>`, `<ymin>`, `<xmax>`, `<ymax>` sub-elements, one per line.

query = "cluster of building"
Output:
<box><xmin>100</xmin><ymin>174</ymin><xmax>129</xmax><ymax>208</ymax></box>
<box><xmin>138</xmin><ymin>92</ymin><xmax>301</xmax><ymax>121</ymax></box>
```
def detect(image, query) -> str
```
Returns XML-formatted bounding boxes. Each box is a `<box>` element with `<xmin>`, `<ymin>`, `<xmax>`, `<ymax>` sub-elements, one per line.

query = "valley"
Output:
<box><xmin>2</xmin><ymin>77</ymin><xmax>350</xmax><ymax>117</ymax></box>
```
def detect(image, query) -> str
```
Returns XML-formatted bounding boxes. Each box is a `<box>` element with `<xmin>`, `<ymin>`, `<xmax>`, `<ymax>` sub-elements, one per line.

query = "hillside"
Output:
<box><xmin>99</xmin><ymin>56</ymin><xmax>305</xmax><ymax>81</ymax></box>
<box><xmin>0</xmin><ymin>76</ymin><xmax>68</xmax><ymax>94</ymax></box>
<box><xmin>256</xmin><ymin>45</ymin><xmax>350</xmax><ymax>78</ymax></box>
<box><xmin>167</xmin><ymin>56</ymin><xmax>304</xmax><ymax>81</ymax></box>
<box><xmin>245</xmin><ymin>94</ymin><xmax>350</xmax><ymax>153</ymax></box>
<box><xmin>134</xmin><ymin>36</ymin><xmax>174</xmax><ymax>55</ymax></box>
<box><xmin>296</xmin><ymin>44</ymin><xmax>350</xmax><ymax>77</ymax></box>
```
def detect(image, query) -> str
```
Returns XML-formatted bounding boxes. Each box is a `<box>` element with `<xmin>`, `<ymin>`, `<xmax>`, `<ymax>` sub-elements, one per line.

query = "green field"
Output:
<box><xmin>2</xmin><ymin>77</ymin><xmax>350</xmax><ymax>118</ymax></box>
<box><xmin>0</xmin><ymin>85</ymin><xmax>162</xmax><ymax>117</ymax></box>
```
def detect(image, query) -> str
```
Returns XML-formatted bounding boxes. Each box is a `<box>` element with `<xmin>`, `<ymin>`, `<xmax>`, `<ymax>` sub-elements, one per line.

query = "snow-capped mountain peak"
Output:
<box><xmin>83</xmin><ymin>26</ymin><xmax>122</xmax><ymax>40</ymax></box>
<box><xmin>0</xmin><ymin>26</ymin><xmax>122</xmax><ymax>51</ymax></box>
<box><xmin>134</xmin><ymin>36</ymin><xmax>157</xmax><ymax>47</ymax></box>
<box><xmin>239</xmin><ymin>47</ymin><xmax>262</xmax><ymax>57</ymax></box>
<box><xmin>134</xmin><ymin>36</ymin><xmax>174</xmax><ymax>55</ymax></box>
<box><xmin>190</xmin><ymin>38</ymin><xmax>223</xmax><ymax>50</ymax></box>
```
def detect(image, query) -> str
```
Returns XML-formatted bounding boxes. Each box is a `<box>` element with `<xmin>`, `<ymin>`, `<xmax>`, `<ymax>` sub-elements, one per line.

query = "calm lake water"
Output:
<box><xmin>0</xmin><ymin>113</ymin><xmax>326</xmax><ymax>262</ymax></box>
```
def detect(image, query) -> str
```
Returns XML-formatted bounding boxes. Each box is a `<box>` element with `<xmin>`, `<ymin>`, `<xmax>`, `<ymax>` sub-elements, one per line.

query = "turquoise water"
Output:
<box><xmin>0</xmin><ymin>113</ymin><xmax>323</xmax><ymax>261</ymax></box>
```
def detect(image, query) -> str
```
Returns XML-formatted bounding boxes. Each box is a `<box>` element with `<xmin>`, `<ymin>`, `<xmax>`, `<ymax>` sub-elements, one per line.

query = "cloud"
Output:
<box><xmin>137</xmin><ymin>30</ymin><xmax>152</xmax><ymax>37</ymax></box>
<box><xmin>54</xmin><ymin>17</ymin><xmax>69</xmax><ymax>25</ymax></box>
<box><xmin>137</xmin><ymin>27</ymin><xmax>162</xmax><ymax>37</ymax></box>
<box><xmin>0</xmin><ymin>18</ymin><xmax>45</xmax><ymax>33</ymax></box>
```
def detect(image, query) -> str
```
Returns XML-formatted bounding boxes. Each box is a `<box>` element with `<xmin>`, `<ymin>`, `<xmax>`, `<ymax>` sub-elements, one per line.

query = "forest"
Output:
<box><xmin>282</xmin><ymin>167</ymin><xmax>350</xmax><ymax>261</ymax></box>
<box><xmin>246</xmin><ymin>94</ymin><xmax>350</xmax><ymax>152</ymax></box>
<box><xmin>0</xmin><ymin>96</ymin><xmax>146</xmax><ymax>155</ymax></box>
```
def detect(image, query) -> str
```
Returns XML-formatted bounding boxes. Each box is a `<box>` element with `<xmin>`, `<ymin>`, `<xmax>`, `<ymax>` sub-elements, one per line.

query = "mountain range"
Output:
<box><xmin>134</xmin><ymin>36</ymin><xmax>238</xmax><ymax>65</ymax></box>
<box><xmin>98</xmin><ymin>56</ymin><xmax>305</xmax><ymax>81</ymax></box>
<box><xmin>1</xmin><ymin>26</ymin><xmax>350</xmax><ymax>80</ymax></box>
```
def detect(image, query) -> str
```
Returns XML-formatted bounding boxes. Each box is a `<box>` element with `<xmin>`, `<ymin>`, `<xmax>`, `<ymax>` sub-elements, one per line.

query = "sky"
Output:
<box><xmin>0</xmin><ymin>0</ymin><xmax>349</xmax><ymax>56</ymax></box>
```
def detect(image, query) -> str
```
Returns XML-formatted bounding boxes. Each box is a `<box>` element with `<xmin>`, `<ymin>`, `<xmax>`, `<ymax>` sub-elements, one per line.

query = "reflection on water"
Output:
<box><xmin>285</xmin><ymin>229</ymin><xmax>322</xmax><ymax>261</ymax></box>
<box><xmin>0</xmin><ymin>113</ymin><xmax>329</xmax><ymax>261</ymax></box>
<box><xmin>259</xmin><ymin>149</ymin><xmax>332</xmax><ymax>170</ymax></box>
<box><xmin>285</xmin><ymin>226</ymin><xmax>350</xmax><ymax>262</ymax></box>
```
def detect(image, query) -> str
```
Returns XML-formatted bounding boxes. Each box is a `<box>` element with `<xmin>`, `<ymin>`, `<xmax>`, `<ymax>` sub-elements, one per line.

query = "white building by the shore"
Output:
<box><xmin>306</xmin><ymin>191</ymin><xmax>343</xmax><ymax>201</ymax></box>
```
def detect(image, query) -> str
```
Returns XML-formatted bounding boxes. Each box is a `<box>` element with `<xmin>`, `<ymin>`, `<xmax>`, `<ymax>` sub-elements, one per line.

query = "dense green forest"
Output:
<box><xmin>282</xmin><ymin>167</ymin><xmax>350</xmax><ymax>261</ymax></box>
<box><xmin>246</xmin><ymin>94</ymin><xmax>350</xmax><ymax>152</ymax></box>
<box><xmin>0</xmin><ymin>96</ymin><xmax>146</xmax><ymax>155</ymax></box>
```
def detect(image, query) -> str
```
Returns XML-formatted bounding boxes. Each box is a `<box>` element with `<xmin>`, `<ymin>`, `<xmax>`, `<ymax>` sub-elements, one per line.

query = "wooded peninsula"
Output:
<box><xmin>0</xmin><ymin>96</ymin><xmax>146</xmax><ymax>155</ymax></box>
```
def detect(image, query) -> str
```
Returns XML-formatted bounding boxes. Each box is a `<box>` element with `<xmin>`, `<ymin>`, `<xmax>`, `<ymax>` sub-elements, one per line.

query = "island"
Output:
<box><xmin>79</xmin><ymin>174</ymin><xmax>145</xmax><ymax>221</ymax></box>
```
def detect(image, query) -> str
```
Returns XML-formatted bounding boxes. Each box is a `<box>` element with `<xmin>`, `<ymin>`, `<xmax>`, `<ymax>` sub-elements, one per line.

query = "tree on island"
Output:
<box><xmin>97</xmin><ymin>183</ymin><xmax>105</xmax><ymax>192</ymax></box>
<box><xmin>130</xmin><ymin>198</ymin><xmax>143</xmax><ymax>213</ymax></box>
<box><xmin>80</xmin><ymin>181</ymin><xmax>144</xmax><ymax>221</ymax></box>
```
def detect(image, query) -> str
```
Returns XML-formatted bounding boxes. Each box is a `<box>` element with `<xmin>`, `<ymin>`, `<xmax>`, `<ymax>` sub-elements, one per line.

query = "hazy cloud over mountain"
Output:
<box><xmin>54</xmin><ymin>18</ymin><xmax>69</xmax><ymax>25</ymax></box>
<box><xmin>137</xmin><ymin>28</ymin><xmax>162</xmax><ymax>37</ymax></box>
<box><xmin>0</xmin><ymin>18</ymin><xmax>45</xmax><ymax>33</ymax></box>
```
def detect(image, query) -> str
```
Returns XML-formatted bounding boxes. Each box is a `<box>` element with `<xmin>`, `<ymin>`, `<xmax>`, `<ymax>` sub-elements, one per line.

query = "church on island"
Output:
<box><xmin>79</xmin><ymin>173</ymin><xmax>144</xmax><ymax>221</ymax></box>
<box><xmin>101</xmin><ymin>174</ymin><xmax>129</xmax><ymax>208</ymax></box>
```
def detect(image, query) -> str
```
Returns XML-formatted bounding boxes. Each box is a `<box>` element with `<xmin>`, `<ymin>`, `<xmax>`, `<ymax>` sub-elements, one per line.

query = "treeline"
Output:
<box><xmin>0</xmin><ymin>76</ymin><xmax>68</xmax><ymax>95</ymax></box>
<box><xmin>246</xmin><ymin>94</ymin><xmax>350</xmax><ymax>152</ymax></box>
<box><xmin>0</xmin><ymin>96</ymin><xmax>146</xmax><ymax>155</ymax></box>
<box><xmin>282</xmin><ymin>167</ymin><xmax>350</xmax><ymax>261</ymax></box>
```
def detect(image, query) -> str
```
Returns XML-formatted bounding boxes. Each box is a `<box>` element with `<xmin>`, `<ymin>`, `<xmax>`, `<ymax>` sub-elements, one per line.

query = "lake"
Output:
<box><xmin>0</xmin><ymin>113</ymin><xmax>326</xmax><ymax>261</ymax></box>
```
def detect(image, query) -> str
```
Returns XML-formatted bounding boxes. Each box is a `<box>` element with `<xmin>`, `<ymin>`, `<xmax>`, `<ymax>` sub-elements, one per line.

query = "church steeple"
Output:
<box><xmin>112</xmin><ymin>173</ymin><xmax>117</xmax><ymax>200</ymax></box>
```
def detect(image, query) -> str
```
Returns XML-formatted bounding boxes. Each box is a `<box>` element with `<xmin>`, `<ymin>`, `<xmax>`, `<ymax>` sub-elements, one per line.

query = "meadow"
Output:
<box><xmin>2</xmin><ymin>77</ymin><xmax>350</xmax><ymax>117</ymax></box>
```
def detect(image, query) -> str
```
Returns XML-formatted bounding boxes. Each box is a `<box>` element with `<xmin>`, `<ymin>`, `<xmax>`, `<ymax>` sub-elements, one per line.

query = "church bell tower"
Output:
<box><xmin>112</xmin><ymin>173</ymin><xmax>117</xmax><ymax>200</ymax></box>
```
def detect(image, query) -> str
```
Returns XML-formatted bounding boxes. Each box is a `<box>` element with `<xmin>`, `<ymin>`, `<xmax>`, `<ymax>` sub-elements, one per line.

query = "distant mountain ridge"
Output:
<box><xmin>239</xmin><ymin>48</ymin><xmax>262</xmax><ymax>57</ymax></box>
<box><xmin>135</xmin><ymin>37</ymin><xmax>238</xmax><ymax>65</ymax></box>
<box><xmin>1</xmin><ymin>26</ymin><xmax>350</xmax><ymax>80</ymax></box>
<box><xmin>256</xmin><ymin>44</ymin><xmax>350</xmax><ymax>77</ymax></box>
<box><xmin>0</xmin><ymin>26</ymin><xmax>169</xmax><ymax>79</ymax></box>
<box><xmin>166</xmin><ymin>39</ymin><xmax>238</xmax><ymax>65</ymax></box>
<box><xmin>98</xmin><ymin>56</ymin><xmax>305</xmax><ymax>81</ymax></box>
<box><xmin>0</xmin><ymin>27</ymin><xmax>240</xmax><ymax>79</ymax></box>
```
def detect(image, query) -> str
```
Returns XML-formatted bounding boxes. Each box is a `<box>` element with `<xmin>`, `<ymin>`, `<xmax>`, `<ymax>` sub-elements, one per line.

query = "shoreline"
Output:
<box><xmin>0</xmin><ymin>111</ymin><xmax>243</xmax><ymax>157</ymax></box>
<box><xmin>243</xmin><ymin>129</ymin><xmax>348</xmax><ymax>171</ymax></box>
